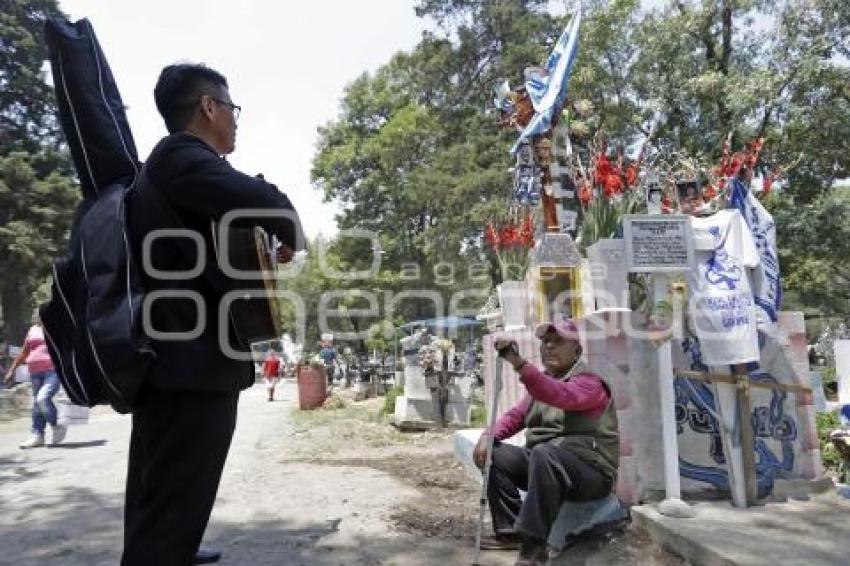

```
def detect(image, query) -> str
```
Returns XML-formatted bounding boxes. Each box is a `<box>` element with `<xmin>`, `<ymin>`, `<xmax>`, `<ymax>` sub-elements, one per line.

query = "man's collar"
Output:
<box><xmin>551</xmin><ymin>358</ymin><xmax>586</xmax><ymax>380</ymax></box>
<box><xmin>177</xmin><ymin>130</ymin><xmax>221</xmax><ymax>156</ymax></box>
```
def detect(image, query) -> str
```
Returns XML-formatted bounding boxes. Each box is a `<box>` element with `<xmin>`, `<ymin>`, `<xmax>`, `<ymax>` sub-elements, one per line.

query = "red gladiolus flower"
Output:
<box><xmin>579</xmin><ymin>181</ymin><xmax>592</xmax><ymax>205</ymax></box>
<box><xmin>762</xmin><ymin>173</ymin><xmax>774</xmax><ymax>195</ymax></box>
<box><xmin>625</xmin><ymin>164</ymin><xmax>638</xmax><ymax>187</ymax></box>
<box><xmin>594</xmin><ymin>153</ymin><xmax>613</xmax><ymax>186</ymax></box>
<box><xmin>483</xmin><ymin>212</ymin><xmax>536</xmax><ymax>280</ymax></box>
<box><xmin>518</xmin><ymin>214</ymin><xmax>535</xmax><ymax>246</ymax></box>
<box><xmin>603</xmin><ymin>175</ymin><xmax>623</xmax><ymax>198</ymax></box>
<box><xmin>484</xmin><ymin>224</ymin><xmax>500</xmax><ymax>251</ymax></box>
<box><xmin>746</xmin><ymin>138</ymin><xmax>765</xmax><ymax>169</ymax></box>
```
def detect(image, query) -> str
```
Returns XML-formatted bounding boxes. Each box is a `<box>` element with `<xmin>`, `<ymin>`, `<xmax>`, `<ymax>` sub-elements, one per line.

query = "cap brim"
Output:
<box><xmin>534</xmin><ymin>322</ymin><xmax>580</xmax><ymax>341</ymax></box>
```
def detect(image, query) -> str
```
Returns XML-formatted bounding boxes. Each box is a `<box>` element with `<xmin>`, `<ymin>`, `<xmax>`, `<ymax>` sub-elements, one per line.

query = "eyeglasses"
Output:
<box><xmin>209</xmin><ymin>97</ymin><xmax>241</xmax><ymax>120</ymax></box>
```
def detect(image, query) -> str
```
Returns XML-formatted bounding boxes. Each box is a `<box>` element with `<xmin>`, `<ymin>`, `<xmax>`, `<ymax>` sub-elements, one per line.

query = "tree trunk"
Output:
<box><xmin>1</xmin><ymin>280</ymin><xmax>31</xmax><ymax>344</ymax></box>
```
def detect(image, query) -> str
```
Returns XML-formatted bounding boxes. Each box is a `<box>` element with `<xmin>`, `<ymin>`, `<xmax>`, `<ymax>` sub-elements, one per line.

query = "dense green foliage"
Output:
<box><xmin>296</xmin><ymin>0</ymin><xmax>850</xmax><ymax>351</ymax></box>
<box><xmin>0</xmin><ymin>0</ymin><xmax>78</xmax><ymax>343</ymax></box>
<box><xmin>816</xmin><ymin>410</ymin><xmax>847</xmax><ymax>482</ymax></box>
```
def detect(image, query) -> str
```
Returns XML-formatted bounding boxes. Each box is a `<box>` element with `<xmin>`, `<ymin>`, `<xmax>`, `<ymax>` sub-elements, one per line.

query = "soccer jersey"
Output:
<box><xmin>687</xmin><ymin>210</ymin><xmax>760</xmax><ymax>365</ymax></box>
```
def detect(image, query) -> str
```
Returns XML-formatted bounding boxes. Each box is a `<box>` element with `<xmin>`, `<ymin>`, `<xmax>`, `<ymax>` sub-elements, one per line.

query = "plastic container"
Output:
<box><xmin>296</xmin><ymin>366</ymin><xmax>327</xmax><ymax>410</ymax></box>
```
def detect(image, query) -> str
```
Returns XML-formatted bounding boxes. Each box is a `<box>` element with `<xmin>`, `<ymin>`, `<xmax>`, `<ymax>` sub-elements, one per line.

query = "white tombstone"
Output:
<box><xmin>586</xmin><ymin>238</ymin><xmax>628</xmax><ymax>310</ymax></box>
<box><xmin>404</xmin><ymin>361</ymin><xmax>431</xmax><ymax>400</ymax></box>
<box><xmin>836</xmin><ymin>340</ymin><xmax>850</xmax><ymax>405</ymax></box>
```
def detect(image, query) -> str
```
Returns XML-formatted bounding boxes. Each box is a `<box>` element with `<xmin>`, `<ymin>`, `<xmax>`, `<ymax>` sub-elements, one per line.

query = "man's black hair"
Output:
<box><xmin>154</xmin><ymin>63</ymin><xmax>228</xmax><ymax>133</ymax></box>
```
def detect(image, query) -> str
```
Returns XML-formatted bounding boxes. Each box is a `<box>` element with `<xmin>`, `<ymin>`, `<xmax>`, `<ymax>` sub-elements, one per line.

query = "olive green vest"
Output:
<box><xmin>523</xmin><ymin>360</ymin><xmax>620</xmax><ymax>482</ymax></box>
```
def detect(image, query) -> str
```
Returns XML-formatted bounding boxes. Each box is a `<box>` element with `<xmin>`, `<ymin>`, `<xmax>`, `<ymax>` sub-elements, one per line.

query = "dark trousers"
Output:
<box><xmin>488</xmin><ymin>441</ymin><xmax>611</xmax><ymax>541</ymax></box>
<box><xmin>122</xmin><ymin>388</ymin><xmax>239</xmax><ymax>566</ymax></box>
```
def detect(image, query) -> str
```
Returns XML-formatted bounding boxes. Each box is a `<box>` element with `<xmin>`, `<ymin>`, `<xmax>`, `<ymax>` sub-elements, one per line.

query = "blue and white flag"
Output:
<box><xmin>511</xmin><ymin>2</ymin><xmax>582</xmax><ymax>153</ymax></box>
<box><xmin>728</xmin><ymin>177</ymin><xmax>782</xmax><ymax>324</ymax></box>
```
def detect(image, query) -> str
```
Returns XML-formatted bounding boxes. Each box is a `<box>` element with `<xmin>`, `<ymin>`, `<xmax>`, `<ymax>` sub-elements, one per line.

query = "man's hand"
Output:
<box><xmin>473</xmin><ymin>432</ymin><xmax>491</xmax><ymax>470</ymax></box>
<box><xmin>493</xmin><ymin>335</ymin><xmax>523</xmax><ymax>369</ymax></box>
<box><xmin>276</xmin><ymin>244</ymin><xmax>294</xmax><ymax>264</ymax></box>
<box><xmin>3</xmin><ymin>372</ymin><xmax>15</xmax><ymax>388</ymax></box>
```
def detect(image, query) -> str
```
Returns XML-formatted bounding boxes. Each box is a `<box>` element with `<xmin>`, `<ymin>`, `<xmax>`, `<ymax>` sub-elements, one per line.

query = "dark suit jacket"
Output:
<box><xmin>128</xmin><ymin>132</ymin><xmax>304</xmax><ymax>392</ymax></box>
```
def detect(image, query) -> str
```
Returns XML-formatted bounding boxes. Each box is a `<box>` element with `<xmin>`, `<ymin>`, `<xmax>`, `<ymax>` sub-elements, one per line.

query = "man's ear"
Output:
<box><xmin>199</xmin><ymin>94</ymin><xmax>214</xmax><ymax>121</ymax></box>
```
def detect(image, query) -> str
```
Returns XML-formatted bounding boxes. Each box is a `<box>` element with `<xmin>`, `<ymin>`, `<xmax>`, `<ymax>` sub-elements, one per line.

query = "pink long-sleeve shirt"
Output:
<box><xmin>487</xmin><ymin>362</ymin><xmax>610</xmax><ymax>441</ymax></box>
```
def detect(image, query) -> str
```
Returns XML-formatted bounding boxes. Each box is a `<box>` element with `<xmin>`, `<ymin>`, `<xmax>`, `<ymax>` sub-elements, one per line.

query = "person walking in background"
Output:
<box><xmin>319</xmin><ymin>343</ymin><xmax>338</xmax><ymax>386</ymax></box>
<box><xmin>262</xmin><ymin>350</ymin><xmax>283</xmax><ymax>402</ymax></box>
<box><xmin>3</xmin><ymin>323</ymin><xmax>67</xmax><ymax>449</ymax></box>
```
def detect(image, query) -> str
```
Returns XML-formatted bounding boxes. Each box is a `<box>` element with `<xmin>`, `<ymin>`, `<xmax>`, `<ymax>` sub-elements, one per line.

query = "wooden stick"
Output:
<box><xmin>733</xmin><ymin>365</ymin><xmax>758</xmax><ymax>506</ymax></box>
<box><xmin>473</xmin><ymin>355</ymin><xmax>504</xmax><ymax>565</ymax></box>
<box><xmin>674</xmin><ymin>369</ymin><xmax>812</xmax><ymax>395</ymax></box>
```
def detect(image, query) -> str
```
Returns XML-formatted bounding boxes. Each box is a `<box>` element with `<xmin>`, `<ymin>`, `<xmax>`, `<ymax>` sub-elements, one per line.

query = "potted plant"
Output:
<box><xmin>295</xmin><ymin>352</ymin><xmax>328</xmax><ymax>410</ymax></box>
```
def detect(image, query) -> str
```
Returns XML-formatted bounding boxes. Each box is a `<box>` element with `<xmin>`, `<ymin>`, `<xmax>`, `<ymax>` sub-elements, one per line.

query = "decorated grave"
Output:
<box><xmin>458</xmin><ymin>1</ymin><xmax>824</xmax><ymax>528</ymax></box>
<box><xmin>393</xmin><ymin>327</ymin><xmax>475</xmax><ymax>430</ymax></box>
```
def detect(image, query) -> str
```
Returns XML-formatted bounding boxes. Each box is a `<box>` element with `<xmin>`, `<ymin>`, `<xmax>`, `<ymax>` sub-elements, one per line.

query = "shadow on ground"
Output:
<box><xmin>0</xmin><ymin>487</ymin><xmax>470</xmax><ymax>566</ymax></box>
<box><xmin>0</xmin><ymin>485</ymin><xmax>124</xmax><ymax>565</ymax></box>
<box><xmin>0</xmin><ymin>461</ymin><xmax>680</xmax><ymax>566</ymax></box>
<box><xmin>47</xmin><ymin>440</ymin><xmax>108</xmax><ymax>450</ymax></box>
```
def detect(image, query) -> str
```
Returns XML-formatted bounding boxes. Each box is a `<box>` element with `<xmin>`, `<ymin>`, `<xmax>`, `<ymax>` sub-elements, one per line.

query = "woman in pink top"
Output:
<box><xmin>3</xmin><ymin>324</ymin><xmax>67</xmax><ymax>448</ymax></box>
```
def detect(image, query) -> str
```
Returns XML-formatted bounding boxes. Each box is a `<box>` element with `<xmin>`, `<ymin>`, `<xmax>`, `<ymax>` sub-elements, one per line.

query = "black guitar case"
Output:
<box><xmin>41</xmin><ymin>18</ymin><xmax>153</xmax><ymax>412</ymax></box>
<box><xmin>45</xmin><ymin>17</ymin><xmax>140</xmax><ymax>198</ymax></box>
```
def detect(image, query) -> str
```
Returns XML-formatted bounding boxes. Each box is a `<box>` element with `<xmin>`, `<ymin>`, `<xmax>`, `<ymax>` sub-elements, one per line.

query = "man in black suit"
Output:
<box><xmin>124</xmin><ymin>63</ymin><xmax>303</xmax><ymax>565</ymax></box>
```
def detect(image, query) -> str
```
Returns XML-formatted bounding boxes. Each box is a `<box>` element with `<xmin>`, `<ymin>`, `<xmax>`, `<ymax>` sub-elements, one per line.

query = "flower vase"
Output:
<box><xmin>498</xmin><ymin>280</ymin><xmax>527</xmax><ymax>331</ymax></box>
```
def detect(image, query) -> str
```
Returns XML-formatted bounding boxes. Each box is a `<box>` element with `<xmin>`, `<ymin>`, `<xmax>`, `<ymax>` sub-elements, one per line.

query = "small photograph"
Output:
<box><xmin>647</xmin><ymin>184</ymin><xmax>663</xmax><ymax>214</ymax></box>
<box><xmin>676</xmin><ymin>180</ymin><xmax>706</xmax><ymax>216</ymax></box>
<box><xmin>559</xmin><ymin>208</ymin><xmax>578</xmax><ymax>231</ymax></box>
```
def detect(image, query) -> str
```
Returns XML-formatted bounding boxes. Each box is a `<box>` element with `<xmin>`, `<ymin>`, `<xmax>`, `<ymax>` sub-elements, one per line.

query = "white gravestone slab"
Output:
<box><xmin>808</xmin><ymin>371</ymin><xmax>827</xmax><ymax>412</ymax></box>
<box><xmin>403</xmin><ymin>359</ymin><xmax>431</xmax><ymax>400</ymax></box>
<box><xmin>836</xmin><ymin>340</ymin><xmax>850</xmax><ymax>405</ymax></box>
<box><xmin>586</xmin><ymin>238</ymin><xmax>628</xmax><ymax>310</ymax></box>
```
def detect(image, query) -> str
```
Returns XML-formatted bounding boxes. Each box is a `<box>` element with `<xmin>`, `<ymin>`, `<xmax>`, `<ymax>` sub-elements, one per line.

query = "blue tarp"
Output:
<box><xmin>400</xmin><ymin>316</ymin><xmax>482</xmax><ymax>331</ymax></box>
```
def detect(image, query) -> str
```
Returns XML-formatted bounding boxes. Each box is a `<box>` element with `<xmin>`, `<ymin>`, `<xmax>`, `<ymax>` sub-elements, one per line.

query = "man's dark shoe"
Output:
<box><xmin>194</xmin><ymin>545</ymin><xmax>222</xmax><ymax>564</ymax></box>
<box><xmin>479</xmin><ymin>532</ymin><xmax>522</xmax><ymax>551</ymax></box>
<box><xmin>514</xmin><ymin>536</ymin><xmax>549</xmax><ymax>566</ymax></box>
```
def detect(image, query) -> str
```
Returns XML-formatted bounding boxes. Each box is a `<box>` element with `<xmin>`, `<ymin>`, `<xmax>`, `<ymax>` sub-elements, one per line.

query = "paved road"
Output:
<box><xmin>0</xmin><ymin>382</ymin><xmax>484</xmax><ymax>566</ymax></box>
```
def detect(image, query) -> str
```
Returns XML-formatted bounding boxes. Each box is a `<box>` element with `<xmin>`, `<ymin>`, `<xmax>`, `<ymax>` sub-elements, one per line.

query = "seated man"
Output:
<box><xmin>474</xmin><ymin>319</ymin><xmax>619</xmax><ymax>565</ymax></box>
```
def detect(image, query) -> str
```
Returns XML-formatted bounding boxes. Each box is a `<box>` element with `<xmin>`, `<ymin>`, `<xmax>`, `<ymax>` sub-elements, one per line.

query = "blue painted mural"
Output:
<box><xmin>675</xmin><ymin>334</ymin><xmax>797</xmax><ymax>497</ymax></box>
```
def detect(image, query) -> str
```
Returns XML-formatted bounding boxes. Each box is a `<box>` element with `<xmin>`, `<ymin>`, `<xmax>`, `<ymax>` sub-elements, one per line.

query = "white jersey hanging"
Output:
<box><xmin>687</xmin><ymin>209</ymin><xmax>760</xmax><ymax>365</ymax></box>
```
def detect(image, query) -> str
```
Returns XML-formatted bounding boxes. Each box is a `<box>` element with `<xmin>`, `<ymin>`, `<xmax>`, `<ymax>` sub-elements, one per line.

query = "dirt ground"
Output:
<box><xmin>282</xmin><ymin>390</ymin><xmax>684</xmax><ymax>565</ymax></box>
<box><xmin>0</xmin><ymin>382</ymin><xmax>684</xmax><ymax>565</ymax></box>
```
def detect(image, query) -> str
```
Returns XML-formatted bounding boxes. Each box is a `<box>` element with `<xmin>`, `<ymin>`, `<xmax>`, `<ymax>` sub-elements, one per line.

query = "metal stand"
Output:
<box><xmin>473</xmin><ymin>354</ymin><xmax>505</xmax><ymax>565</ymax></box>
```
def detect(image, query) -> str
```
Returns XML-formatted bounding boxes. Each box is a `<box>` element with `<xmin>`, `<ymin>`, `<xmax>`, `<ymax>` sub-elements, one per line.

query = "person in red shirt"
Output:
<box><xmin>474</xmin><ymin>319</ymin><xmax>619</xmax><ymax>565</ymax></box>
<box><xmin>262</xmin><ymin>351</ymin><xmax>283</xmax><ymax>402</ymax></box>
<box><xmin>3</xmin><ymin>324</ymin><xmax>68</xmax><ymax>448</ymax></box>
